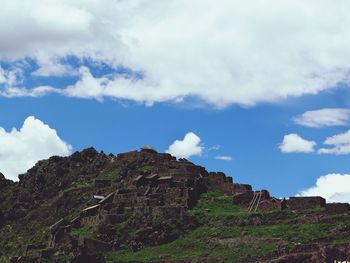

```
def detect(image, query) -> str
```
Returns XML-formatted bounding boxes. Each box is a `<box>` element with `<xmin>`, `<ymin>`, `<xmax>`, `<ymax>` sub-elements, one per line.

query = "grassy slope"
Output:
<box><xmin>106</xmin><ymin>191</ymin><xmax>350</xmax><ymax>263</ymax></box>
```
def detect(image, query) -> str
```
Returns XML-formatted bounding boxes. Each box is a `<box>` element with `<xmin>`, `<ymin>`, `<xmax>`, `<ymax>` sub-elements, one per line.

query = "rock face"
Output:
<box><xmin>0</xmin><ymin>172</ymin><xmax>13</xmax><ymax>189</ymax></box>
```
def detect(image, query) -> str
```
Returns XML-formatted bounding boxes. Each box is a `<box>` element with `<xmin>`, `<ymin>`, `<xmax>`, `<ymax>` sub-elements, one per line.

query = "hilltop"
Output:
<box><xmin>0</xmin><ymin>147</ymin><xmax>349</xmax><ymax>263</ymax></box>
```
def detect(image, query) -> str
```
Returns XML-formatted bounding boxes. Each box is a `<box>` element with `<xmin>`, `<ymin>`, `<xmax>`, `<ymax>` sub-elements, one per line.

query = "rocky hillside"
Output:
<box><xmin>0</xmin><ymin>147</ymin><xmax>349</xmax><ymax>263</ymax></box>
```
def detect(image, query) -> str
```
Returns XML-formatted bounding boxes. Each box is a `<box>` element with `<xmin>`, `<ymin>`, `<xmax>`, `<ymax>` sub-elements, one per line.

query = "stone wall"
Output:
<box><xmin>286</xmin><ymin>196</ymin><xmax>326</xmax><ymax>210</ymax></box>
<box><xmin>259</xmin><ymin>198</ymin><xmax>285</xmax><ymax>211</ymax></box>
<box><xmin>206</xmin><ymin>172</ymin><xmax>252</xmax><ymax>195</ymax></box>
<box><xmin>326</xmin><ymin>203</ymin><xmax>350</xmax><ymax>214</ymax></box>
<box><xmin>232</xmin><ymin>190</ymin><xmax>272</xmax><ymax>208</ymax></box>
<box><xmin>232</xmin><ymin>191</ymin><xmax>254</xmax><ymax>206</ymax></box>
<box><xmin>232</xmin><ymin>184</ymin><xmax>252</xmax><ymax>193</ymax></box>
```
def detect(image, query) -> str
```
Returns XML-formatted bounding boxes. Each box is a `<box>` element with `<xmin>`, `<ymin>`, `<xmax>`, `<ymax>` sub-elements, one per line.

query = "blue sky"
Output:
<box><xmin>1</xmin><ymin>0</ymin><xmax>350</xmax><ymax>202</ymax></box>
<box><xmin>1</xmin><ymin>86</ymin><xmax>350</xmax><ymax>198</ymax></box>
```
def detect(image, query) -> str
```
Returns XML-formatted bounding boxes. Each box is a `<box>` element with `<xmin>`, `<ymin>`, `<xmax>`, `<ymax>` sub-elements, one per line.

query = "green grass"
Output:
<box><xmin>0</xmin><ymin>227</ymin><xmax>22</xmax><ymax>256</ymax></box>
<box><xmin>0</xmin><ymin>256</ymin><xmax>10</xmax><ymax>263</ymax></box>
<box><xmin>106</xmin><ymin>227</ymin><xmax>215</xmax><ymax>262</ymax></box>
<box><xmin>71</xmin><ymin>179</ymin><xmax>94</xmax><ymax>189</ymax></box>
<box><xmin>71</xmin><ymin>225</ymin><xmax>94</xmax><ymax>239</ymax></box>
<box><xmin>52</xmin><ymin>179</ymin><xmax>94</xmax><ymax>202</ymax></box>
<box><xmin>106</xmin><ymin>225</ymin><xmax>280</xmax><ymax>262</ymax></box>
<box><xmin>191</xmin><ymin>191</ymin><xmax>243</xmax><ymax>219</ymax></box>
<box><xmin>97</xmin><ymin>168</ymin><xmax>122</xmax><ymax>181</ymax></box>
<box><xmin>54</xmin><ymin>254</ymin><xmax>72</xmax><ymax>262</ymax></box>
<box><xmin>105</xmin><ymin>191</ymin><xmax>349</xmax><ymax>262</ymax></box>
<box><xmin>2</xmin><ymin>190</ymin><xmax>348</xmax><ymax>262</ymax></box>
<box><xmin>245</xmin><ymin>223</ymin><xmax>333</xmax><ymax>243</ymax></box>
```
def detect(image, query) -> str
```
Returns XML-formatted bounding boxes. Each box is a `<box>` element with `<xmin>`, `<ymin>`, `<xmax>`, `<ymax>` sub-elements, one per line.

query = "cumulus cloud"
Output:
<box><xmin>63</xmin><ymin>67</ymin><xmax>185</xmax><ymax>105</ymax></box>
<box><xmin>2</xmin><ymin>1</ymin><xmax>350</xmax><ymax>106</ymax></box>
<box><xmin>294</xmin><ymin>108</ymin><xmax>350</xmax><ymax>128</ymax></box>
<box><xmin>0</xmin><ymin>116</ymin><xmax>72</xmax><ymax>181</ymax></box>
<box><xmin>298</xmin><ymin>174</ymin><xmax>350</xmax><ymax>203</ymax></box>
<box><xmin>166</xmin><ymin>132</ymin><xmax>203</xmax><ymax>159</ymax></box>
<box><xmin>279</xmin><ymin>133</ymin><xmax>316</xmax><ymax>153</ymax></box>
<box><xmin>318</xmin><ymin>129</ymin><xmax>350</xmax><ymax>155</ymax></box>
<box><xmin>215</xmin><ymin>156</ymin><xmax>233</xmax><ymax>161</ymax></box>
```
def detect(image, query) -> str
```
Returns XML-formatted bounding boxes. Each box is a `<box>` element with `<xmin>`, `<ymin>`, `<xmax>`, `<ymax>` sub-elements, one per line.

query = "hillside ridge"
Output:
<box><xmin>0</xmin><ymin>147</ymin><xmax>349</xmax><ymax>263</ymax></box>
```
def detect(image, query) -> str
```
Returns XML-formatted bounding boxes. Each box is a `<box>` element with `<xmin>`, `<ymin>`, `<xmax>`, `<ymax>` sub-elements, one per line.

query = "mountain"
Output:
<box><xmin>0</xmin><ymin>147</ymin><xmax>349</xmax><ymax>263</ymax></box>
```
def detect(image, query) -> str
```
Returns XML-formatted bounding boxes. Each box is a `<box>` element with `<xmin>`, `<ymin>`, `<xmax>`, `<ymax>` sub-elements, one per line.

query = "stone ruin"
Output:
<box><xmin>205</xmin><ymin>172</ymin><xmax>252</xmax><ymax>195</ymax></box>
<box><xmin>326</xmin><ymin>202</ymin><xmax>350</xmax><ymax>214</ymax></box>
<box><xmin>16</xmin><ymin>147</ymin><xmax>350</xmax><ymax>262</ymax></box>
<box><xmin>231</xmin><ymin>185</ymin><xmax>349</xmax><ymax>214</ymax></box>
<box><xmin>22</xmin><ymin>148</ymin><xmax>210</xmax><ymax>259</ymax></box>
<box><xmin>285</xmin><ymin>196</ymin><xmax>326</xmax><ymax>210</ymax></box>
<box><xmin>214</xmin><ymin>167</ymin><xmax>348</xmax><ymax>214</ymax></box>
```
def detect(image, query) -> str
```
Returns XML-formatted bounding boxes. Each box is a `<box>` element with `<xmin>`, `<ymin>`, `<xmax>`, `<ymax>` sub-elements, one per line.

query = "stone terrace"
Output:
<box><xmin>17</xmin><ymin>147</ymin><xmax>350</xmax><ymax>262</ymax></box>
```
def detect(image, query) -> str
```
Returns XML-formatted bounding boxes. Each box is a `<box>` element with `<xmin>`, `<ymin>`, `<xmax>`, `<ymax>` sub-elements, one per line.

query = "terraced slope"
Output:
<box><xmin>0</xmin><ymin>148</ymin><xmax>349</xmax><ymax>263</ymax></box>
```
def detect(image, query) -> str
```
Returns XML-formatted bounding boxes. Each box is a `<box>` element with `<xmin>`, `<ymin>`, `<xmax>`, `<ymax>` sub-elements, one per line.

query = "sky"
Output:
<box><xmin>0</xmin><ymin>0</ymin><xmax>350</xmax><ymax>203</ymax></box>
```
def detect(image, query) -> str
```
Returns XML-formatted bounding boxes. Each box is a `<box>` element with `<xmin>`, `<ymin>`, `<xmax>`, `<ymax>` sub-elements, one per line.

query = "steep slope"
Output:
<box><xmin>0</xmin><ymin>147</ymin><xmax>210</xmax><ymax>261</ymax></box>
<box><xmin>0</xmin><ymin>148</ymin><xmax>349</xmax><ymax>263</ymax></box>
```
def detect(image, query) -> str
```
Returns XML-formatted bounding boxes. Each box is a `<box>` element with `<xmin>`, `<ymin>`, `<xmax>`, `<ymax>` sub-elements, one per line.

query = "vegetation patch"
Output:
<box><xmin>71</xmin><ymin>225</ymin><xmax>94</xmax><ymax>239</ymax></box>
<box><xmin>106</xmin><ymin>191</ymin><xmax>349</xmax><ymax>262</ymax></box>
<box><xmin>97</xmin><ymin>168</ymin><xmax>122</xmax><ymax>181</ymax></box>
<box><xmin>190</xmin><ymin>190</ymin><xmax>243</xmax><ymax>225</ymax></box>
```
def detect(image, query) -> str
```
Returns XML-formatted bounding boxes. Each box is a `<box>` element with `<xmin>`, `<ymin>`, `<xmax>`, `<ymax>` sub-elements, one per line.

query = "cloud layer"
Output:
<box><xmin>2</xmin><ymin>1</ymin><xmax>350</xmax><ymax>106</ymax></box>
<box><xmin>299</xmin><ymin>173</ymin><xmax>350</xmax><ymax>203</ymax></box>
<box><xmin>294</xmin><ymin>108</ymin><xmax>350</xmax><ymax>128</ymax></box>
<box><xmin>318</xmin><ymin>129</ymin><xmax>350</xmax><ymax>155</ymax></box>
<box><xmin>0</xmin><ymin>116</ymin><xmax>72</xmax><ymax>181</ymax></box>
<box><xmin>279</xmin><ymin>133</ymin><xmax>316</xmax><ymax>153</ymax></box>
<box><xmin>166</xmin><ymin>132</ymin><xmax>203</xmax><ymax>159</ymax></box>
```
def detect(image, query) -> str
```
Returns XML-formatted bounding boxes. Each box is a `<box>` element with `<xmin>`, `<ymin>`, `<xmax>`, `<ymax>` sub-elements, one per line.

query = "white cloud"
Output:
<box><xmin>2</xmin><ymin>1</ymin><xmax>350</xmax><ymax>106</ymax></box>
<box><xmin>0</xmin><ymin>67</ymin><xmax>6</xmax><ymax>83</ymax></box>
<box><xmin>298</xmin><ymin>173</ymin><xmax>350</xmax><ymax>203</ymax></box>
<box><xmin>32</xmin><ymin>61</ymin><xmax>77</xmax><ymax>77</ymax></box>
<box><xmin>294</xmin><ymin>108</ymin><xmax>350</xmax><ymax>128</ymax></box>
<box><xmin>318</xmin><ymin>129</ymin><xmax>350</xmax><ymax>155</ymax></box>
<box><xmin>215</xmin><ymin>155</ymin><xmax>233</xmax><ymax>161</ymax></box>
<box><xmin>0</xmin><ymin>66</ymin><xmax>23</xmax><ymax>86</ymax></box>
<box><xmin>166</xmin><ymin>132</ymin><xmax>203</xmax><ymax>159</ymax></box>
<box><xmin>208</xmin><ymin>145</ymin><xmax>221</xmax><ymax>151</ymax></box>
<box><xmin>0</xmin><ymin>116</ymin><xmax>72</xmax><ymax>181</ymax></box>
<box><xmin>279</xmin><ymin>133</ymin><xmax>316</xmax><ymax>153</ymax></box>
<box><xmin>63</xmin><ymin>66</ymin><xmax>186</xmax><ymax>105</ymax></box>
<box><xmin>0</xmin><ymin>86</ymin><xmax>61</xmax><ymax>98</ymax></box>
